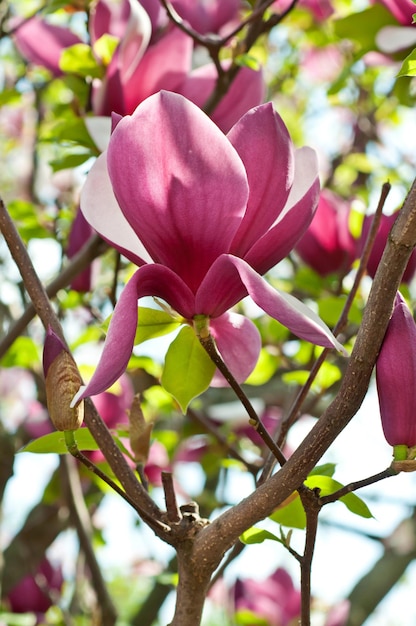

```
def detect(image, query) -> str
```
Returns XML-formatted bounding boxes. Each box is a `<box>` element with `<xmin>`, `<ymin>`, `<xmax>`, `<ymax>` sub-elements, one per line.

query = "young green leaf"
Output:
<box><xmin>398</xmin><ymin>49</ymin><xmax>416</xmax><ymax>78</ymax></box>
<box><xmin>21</xmin><ymin>429</ymin><xmax>99</xmax><ymax>455</ymax></box>
<box><xmin>135</xmin><ymin>307</ymin><xmax>182</xmax><ymax>344</ymax></box>
<box><xmin>161</xmin><ymin>326</ymin><xmax>215</xmax><ymax>413</ymax></box>
<box><xmin>240</xmin><ymin>527</ymin><xmax>282</xmax><ymax>545</ymax></box>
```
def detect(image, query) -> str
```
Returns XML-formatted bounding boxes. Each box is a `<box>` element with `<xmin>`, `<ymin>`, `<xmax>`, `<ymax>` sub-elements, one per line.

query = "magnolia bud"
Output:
<box><xmin>128</xmin><ymin>394</ymin><xmax>153</xmax><ymax>464</ymax></box>
<box><xmin>43</xmin><ymin>328</ymin><xmax>84</xmax><ymax>431</ymax></box>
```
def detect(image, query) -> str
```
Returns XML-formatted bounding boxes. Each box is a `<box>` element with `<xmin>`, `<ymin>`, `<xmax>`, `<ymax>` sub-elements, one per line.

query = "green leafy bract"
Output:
<box><xmin>161</xmin><ymin>326</ymin><xmax>216</xmax><ymax>413</ymax></box>
<box><xmin>240</xmin><ymin>527</ymin><xmax>282</xmax><ymax>545</ymax></box>
<box><xmin>134</xmin><ymin>307</ymin><xmax>182</xmax><ymax>344</ymax></box>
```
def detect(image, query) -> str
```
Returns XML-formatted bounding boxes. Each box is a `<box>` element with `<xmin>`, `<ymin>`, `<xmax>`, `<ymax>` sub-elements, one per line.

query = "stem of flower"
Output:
<box><xmin>199</xmin><ymin>332</ymin><xmax>287</xmax><ymax>466</ymax></box>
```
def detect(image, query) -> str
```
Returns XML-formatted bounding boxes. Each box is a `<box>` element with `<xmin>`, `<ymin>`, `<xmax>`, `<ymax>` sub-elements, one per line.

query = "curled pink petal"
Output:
<box><xmin>210</xmin><ymin>313</ymin><xmax>261</xmax><ymax>385</ymax></box>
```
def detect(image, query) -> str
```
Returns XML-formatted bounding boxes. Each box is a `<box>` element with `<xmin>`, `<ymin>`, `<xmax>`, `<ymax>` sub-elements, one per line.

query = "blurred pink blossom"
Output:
<box><xmin>7</xmin><ymin>558</ymin><xmax>63</xmax><ymax>618</ymax></box>
<box><xmin>295</xmin><ymin>190</ymin><xmax>358</xmax><ymax>276</ymax></box>
<box><xmin>233</xmin><ymin>567</ymin><xmax>301</xmax><ymax>626</ymax></box>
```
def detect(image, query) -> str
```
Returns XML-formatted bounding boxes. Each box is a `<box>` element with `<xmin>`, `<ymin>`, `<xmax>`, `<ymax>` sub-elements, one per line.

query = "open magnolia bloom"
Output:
<box><xmin>75</xmin><ymin>91</ymin><xmax>344</xmax><ymax>402</ymax></box>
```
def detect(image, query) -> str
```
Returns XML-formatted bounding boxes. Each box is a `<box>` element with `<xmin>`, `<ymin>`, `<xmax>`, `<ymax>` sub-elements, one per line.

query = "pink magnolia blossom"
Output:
<box><xmin>234</xmin><ymin>567</ymin><xmax>301</xmax><ymax>626</ymax></box>
<box><xmin>376</xmin><ymin>292</ymin><xmax>416</xmax><ymax>447</ymax></box>
<box><xmin>13</xmin><ymin>0</ymin><xmax>264</xmax><ymax>133</ymax></box>
<box><xmin>361</xmin><ymin>211</ymin><xmax>416</xmax><ymax>284</ymax></box>
<box><xmin>295</xmin><ymin>189</ymin><xmax>358</xmax><ymax>276</ymax></box>
<box><xmin>74</xmin><ymin>91</ymin><xmax>344</xmax><ymax>402</ymax></box>
<box><xmin>7</xmin><ymin>558</ymin><xmax>63</xmax><ymax>617</ymax></box>
<box><xmin>272</xmin><ymin>0</ymin><xmax>334</xmax><ymax>21</ymax></box>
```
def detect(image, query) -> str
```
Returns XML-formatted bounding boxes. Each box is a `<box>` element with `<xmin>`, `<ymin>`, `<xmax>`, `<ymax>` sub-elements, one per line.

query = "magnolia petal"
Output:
<box><xmin>210</xmin><ymin>313</ymin><xmax>261</xmax><ymax>386</ymax></box>
<box><xmin>229</xmin><ymin>102</ymin><xmax>294</xmax><ymax>256</ymax></box>
<box><xmin>244</xmin><ymin>147</ymin><xmax>320</xmax><ymax>275</ymax></box>
<box><xmin>196</xmin><ymin>255</ymin><xmax>345</xmax><ymax>353</ymax></box>
<box><xmin>376</xmin><ymin>26</ymin><xmax>416</xmax><ymax>53</ymax></box>
<box><xmin>77</xmin><ymin>266</ymin><xmax>196</xmax><ymax>399</ymax></box>
<box><xmin>376</xmin><ymin>293</ymin><xmax>416</xmax><ymax>446</ymax></box>
<box><xmin>80</xmin><ymin>152</ymin><xmax>153</xmax><ymax>266</ymax></box>
<box><xmin>108</xmin><ymin>91</ymin><xmax>249</xmax><ymax>292</ymax></box>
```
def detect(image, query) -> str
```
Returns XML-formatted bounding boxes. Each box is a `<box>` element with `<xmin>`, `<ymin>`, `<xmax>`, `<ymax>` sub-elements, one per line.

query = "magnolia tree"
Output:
<box><xmin>1</xmin><ymin>0</ymin><xmax>416</xmax><ymax>624</ymax></box>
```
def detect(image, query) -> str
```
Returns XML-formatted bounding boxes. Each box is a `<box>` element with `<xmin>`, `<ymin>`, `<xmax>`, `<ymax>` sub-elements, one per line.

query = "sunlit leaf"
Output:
<box><xmin>93</xmin><ymin>34</ymin><xmax>119</xmax><ymax>65</ymax></box>
<box><xmin>21</xmin><ymin>429</ymin><xmax>99</xmax><ymax>455</ymax></box>
<box><xmin>245</xmin><ymin>348</ymin><xmax>279</xmax><ymax>385</ymax></box>
<box><xmin>398</xmin><ymin>49</ymin><xmax>416</xmax><ymax>78</ymax></box>
<box><xmin>240</xmin><ymin>527</ymin><xmax>282</xmax><ymax>545</ymax></box>
<box><xmin>270</xmin><ymin>492</ymin><xmax>306</xmax><ymax>529</ymax></box>
<box><xmin>1</xmin><ymin>336</ymin><xmax>40</xmax><ymax>368</ymax></box>
<box><xmin>161</xmin><ymin>326</ymin><xmax>215</xmax><ymax>413</ymax></box>
<box><xmin>305</xmin><ymin>475</ymin><xmax>373</xmax><ymax>519</ymax></box>
<box><xmin>135</xmin><ymin>307</ymin><xmax>182</xmax><ymax>345</ymax></box>
<box><xmin>59</xmin><ymin>43</ymin><xmax>104</xmax><ymax>78</ymax></box>
<box><xmin>235</xmin><ymin>609</ymin><xmax>268</xmax><ymax>625</ymax></box>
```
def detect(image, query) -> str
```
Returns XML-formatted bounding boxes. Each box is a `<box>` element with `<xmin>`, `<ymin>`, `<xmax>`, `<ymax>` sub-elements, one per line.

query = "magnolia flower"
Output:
<box><xmin>75</xmin><ymin>91</ymin><xmax>344</xmax><ymax>402</ymax></box>
<box><xmin>7</xmin><ymin>558</ymin><xmax>63</xmax><ymax>618</ymax></box>
<box><xmin>169</xmin><ymin>0</ymin><xmax>241</xmax><ymax>35</ymax></box>
<box><xmin>361</xmin><ymin>211</ymin><xmax>416</xmax><ymax>284</ymax></box>
<box><xmin>12</xmin><ymin>0</ymin><xmax>264</xmax><ymax>132</ymax></box>
<box><xmin>234</xmin><ymin>568</ymin><xmax>301</xmax><ymax>625</ymax></box>
<box><xmin>376</xmin><ymin>293</ymin><xmax>416</xmax><ymax>447</ymax></box>
<box><xmin>295</xmin><ymin>189</ymin><xmax>358</xmax><ymax>276</ymax></box>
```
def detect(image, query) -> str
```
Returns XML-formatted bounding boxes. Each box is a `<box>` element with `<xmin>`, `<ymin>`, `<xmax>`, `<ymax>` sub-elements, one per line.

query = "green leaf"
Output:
<box><xmin>398</xmin><ymin>49</ymin><xmax>416</xmax><ymax>77</ymax></box>
<box><xmin>161</xmin><ymin>326</ymin><xmax>215</xmax><ymax>413</ymax></box>
<box><xmin>305</xmin><ymin>476</ymin><xmax>373</xmax><ymax>519</ymax></box>
<box><xmin>270</xmin><ymin>492</ymin><xmax>307</xmax><ymax>529</ymax></box>
<box><xmin>93</xmin><ymin>34</ymin><xmax>119</xmax><ymax>65</ymax></box>
<box><xmin>135</xmin><ymin>307</ymin><xmax>182</xmax><ymax>344</ymax></box>
<box><xmin>235</xmin><ymin>610</ymin><xmax>268</xmax><ymax>625</ymax></box>
<box><xmin>334</xmin><ymin>5</ymin><xmax>396</xmax><ymax>54</ymax></box>
<box><xmin>59</xmin><ymin>43</ymin><xmax>104</xmax><ymax>78</ymax></box>
<box><xmin>7</xmin><ymin>200</ymin><xmax>51</xmax><ymax>242</ymax></box>
<box><xmin>21</xmin><ymin>428</ymin><xmax>100</xmax><ymax>455</ymax></box>
<box><xmin>1</xmin><ymin>336</ymin><xmax>40</xmax><ymax>368</ymax></box>
<box><xmin>270</xmin><ymin>474</ymin><xmax>373</xmax><ymax>529</ymax></box>
<box><xmin>234</xmin><ymin>53</ymin><xmax>260</xmax><ymax>70</ymax></box>
<box><xmin>49</xmin><ymin>150</ymin><xmax>93</xmax><ymax>172</ymax></box>
<box><xmin>309</xmin><ymin>463</ymin><xmax>336</xmax><ymax>477</ymax></box>
<box><xmin>240</xmin><ymin>527</ymin><xmax>282</xmax><ymax>545</ymax></box>
<box><xmin>245</xmin><ymin>347</ymin><xmax>279</xmax><ymax>385</ymax></box>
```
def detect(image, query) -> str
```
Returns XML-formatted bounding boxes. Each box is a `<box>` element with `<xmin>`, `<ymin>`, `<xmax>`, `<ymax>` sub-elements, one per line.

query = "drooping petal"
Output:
<box><xmin>228</xmin><ymin>102</ymin><xmax>294</xmax><ymax>256</ymax></box>
<box><xmin>243</xmin><ymin>147</ymin><xmax>320</xmax><ymax>275</ymax></box>
<box><xmin>179</xmin><ymin>62</ymin><xmax>265</xmax><ymax>133</ymax></box>
<box><xmin>123</xmin><ymin>28</ymin><xmax>193</xmax><ymax>114</ymax></box>
<box><xmin>12</xmin><ymin>17</ymin><xmax>82</xmax><ymax>77</ymax></box>
<box><xmin>210</xmin><ymin>312</ymin><xmax>261</xmax><ymax>385</ymax></box>
<box><xmin>80</xmin><ymin>152</ymin><xmax>153</xmax><ymax>266</ymax></box>
<box><xmin>376</xmin><ymin>293</ymin><xmax>416</xmax><ymax>447</ymax></box>
<box><xmin>76</xmin><ymin>266</ymin><xmax>196</xmax><ymax>399</ymax></box>
<box><xmin>196</xmin><ymin>255</ymin><xmax>345</xmax><ymax>352</ymax></box>
<box><xmin>107</xmin><ymin>91</ymin><xmax>249</xmax><ymax>292</ymax></box>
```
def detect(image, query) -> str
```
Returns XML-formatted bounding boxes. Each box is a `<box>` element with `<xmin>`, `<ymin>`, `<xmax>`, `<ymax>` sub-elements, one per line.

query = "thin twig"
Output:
<box><xmin>60</xmin><ymin>455</ymin><xmax>118</xmax><ymax>626</ymax></box>
<box><xmin>162</xmin><ymin>472</ymin><xmax>182</xmax><ymax>524</ymax></box>
<box><xmin>319</xmin><ymin>467</ymin><xmax>397</xmax><ymax>506</ymax></box>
